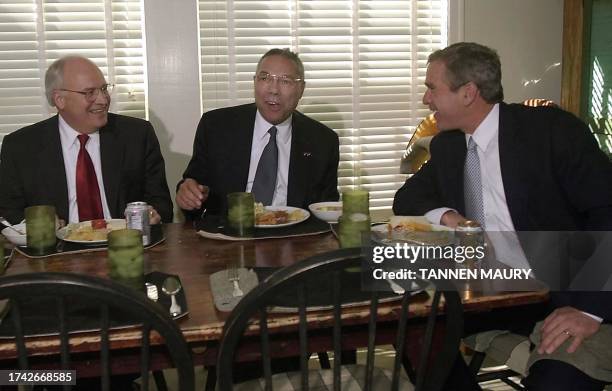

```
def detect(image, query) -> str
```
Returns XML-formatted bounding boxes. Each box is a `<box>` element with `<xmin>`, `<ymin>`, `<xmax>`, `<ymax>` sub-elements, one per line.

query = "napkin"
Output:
<box><xmin>210</xmin><ymin>268</ymin><xmax>259</xmax><ymax>312</ymax></box>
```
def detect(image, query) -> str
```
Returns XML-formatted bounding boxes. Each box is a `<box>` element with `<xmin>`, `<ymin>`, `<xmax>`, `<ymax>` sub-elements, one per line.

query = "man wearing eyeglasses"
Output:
<box><xmin>177</xmin><ymin>48</ymin><xmax>340</xmax><ymax>218</ymax></box>
<box><xmin>0</xmin><ymin>56</ymin><xmax>173</xmax><ymax>225</ymax></box>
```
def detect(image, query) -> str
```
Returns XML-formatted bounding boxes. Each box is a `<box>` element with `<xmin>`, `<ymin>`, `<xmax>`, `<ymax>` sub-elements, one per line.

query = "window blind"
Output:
<box><xmin>0</xmin><ymin>0</ymin><xmax>146</xmax><ymax>140</ymax></box>
<box><xmin>198</xmin><ymin>0</ymin><xmax>447</xmax><ymax>210</ymax></box>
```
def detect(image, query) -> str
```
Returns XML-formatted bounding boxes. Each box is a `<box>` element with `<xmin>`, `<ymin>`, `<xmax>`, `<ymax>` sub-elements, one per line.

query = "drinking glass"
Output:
<box><xmin>338</xmin><ymin>213</ymin><xmax>371</xmax><ymax>248</ymax></box>
<box><xmin>107</xmin><ymin>229</ymin><xmax>144</xmax><ymax>289</ymax></box>
<box><xmin>226</xmin><ymin>192</ymin><xmax>255</xmax><ymax>237</ymax></box>
<box><xmin>342</xmin><ymin>189</ymin><xmax>369</xmax><ymax>216</ymax></box>
<box><xmin>25</xmin><ymin>205</ymin><xmax>57</xmax><ymax>255</ymax></box>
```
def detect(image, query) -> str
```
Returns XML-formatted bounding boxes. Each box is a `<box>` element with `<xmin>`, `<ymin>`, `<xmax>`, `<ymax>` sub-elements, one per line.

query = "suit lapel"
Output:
<box><xmin>287</xmin><ymin>113</ymin><xmax>311</xmax><ymax>207</ymax></box>
<box><xmin>39</xmin><ymin>116</ymin><xmax>70</xmax><ymax>220</ymax></box>
<box><xmin>498</xmin><ymin>103</ymin><xmax>529</xmax><ymax>230</ymax></box>
<box><xmin>230</xmin><ymin>106</ymin><xmax>257</xmax><ymax>192</ymax></box>
<box><xmin>100</xmin><ymin>114</ymin><xmax>123</xmax><ymax>216</ymax></box>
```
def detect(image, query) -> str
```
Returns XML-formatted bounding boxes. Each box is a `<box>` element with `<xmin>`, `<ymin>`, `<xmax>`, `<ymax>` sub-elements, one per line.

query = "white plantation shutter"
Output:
<box><xmin>199</xmin><ymin>0</ymin><xmax>447</xmax><ymax>210</ymax></box>
<box><xmin>0</xmin><ymin>0</ymin><xmax>146</xmax><ymax>139</ymax></box>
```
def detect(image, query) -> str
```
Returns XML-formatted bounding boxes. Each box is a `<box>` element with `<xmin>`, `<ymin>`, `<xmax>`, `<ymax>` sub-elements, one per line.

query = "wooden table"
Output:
<box><xmin>0</xmin><ymin>223</ymin><xmax>549</xmax><ymax>374</ymax></box>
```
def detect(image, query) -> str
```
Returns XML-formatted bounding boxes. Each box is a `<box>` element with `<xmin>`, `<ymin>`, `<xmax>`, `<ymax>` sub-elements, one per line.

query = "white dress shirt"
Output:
<box><xmin>58</xmin><ymin>115</ymin><xmax>112</xmax><ymax>223</ymax></box>
<box><xmin>425</xmin><ymin>104</ymin><xmax>515</xmax><ymax>231</ymax></box>
<box><xmin>245</xmin><ymin>111</ymin><xmax>292</xmax><ymax>205</ymax></box>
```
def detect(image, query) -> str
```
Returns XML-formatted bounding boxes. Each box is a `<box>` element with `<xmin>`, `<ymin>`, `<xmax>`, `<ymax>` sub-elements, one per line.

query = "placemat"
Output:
<box><xmin>196</xmin><ymin>215</ymin><xmax>331</xmax><ymax>241</ymax></box>
<box><xmin>15</xmin><ymin>224</ymin><xmax>165</xmax><ymax>259</ymax></box>
<box><xmin>210</xmin><ymin>268</ymin><xmax>259</xmax><ymax>312</ymax></box>
<box><xmin>211</xmin><ymin>266</ymin><xmax>427</xmax><ymax>312</ymax></box>
<box><xmin>0</xmin><ymin>271</ymin><xmax>187</xmax><ymax>338</ymax></box>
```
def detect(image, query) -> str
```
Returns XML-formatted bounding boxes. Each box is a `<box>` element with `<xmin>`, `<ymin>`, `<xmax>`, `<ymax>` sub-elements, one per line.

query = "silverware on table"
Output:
<box><xmin>228</xmin><ymin>266</ymin><xmax>244</xmax><ymax>297</ymax></box>
<box><xmin>162</xmin><ymin>277</ymin><xmax>182</xmax><ymax>316</ymax></box>
<box><xmin>145</xmin><ymin>282</ymin><xmax>159</xmax><ymax>301</ymax></box>
<box><xmin>0</xmin><ymin>217</ymin><xmax>25</xmax><ymax>235</ymax></box>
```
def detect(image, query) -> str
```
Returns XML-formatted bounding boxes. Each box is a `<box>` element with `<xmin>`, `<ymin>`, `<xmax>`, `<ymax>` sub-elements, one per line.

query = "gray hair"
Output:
<box><xmin>428</xmin><ymin>42</ymin><xmax>503</xmax><ymax>104</ymax></box>
<box><xmin>44</xmin><ymin>55</ymin><xmax>94</xmax><ymax>106</ymax></box>
<box><xmin>256</xmin><ymin>48</ymin><xmax>305</xmax><ymax>80</ymax></box>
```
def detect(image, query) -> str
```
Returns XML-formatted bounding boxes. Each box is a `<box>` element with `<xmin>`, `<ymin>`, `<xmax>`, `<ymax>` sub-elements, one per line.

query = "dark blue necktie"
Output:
<box><xmin>252</xmin><ymin>126</ymin><xmax>278</xmax><ymax>205</ymax></box>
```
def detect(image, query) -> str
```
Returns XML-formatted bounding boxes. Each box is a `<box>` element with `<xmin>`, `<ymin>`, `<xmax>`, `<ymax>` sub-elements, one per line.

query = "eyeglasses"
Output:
<box><xmin>254</xmin><ymin>73</ymin><xmax>303</xmax><ymax>88</ymax></box>
<box><xmin>57</xmin><ymin>84</ymin><xmax>115</xmax><ymax>102</ymax></box>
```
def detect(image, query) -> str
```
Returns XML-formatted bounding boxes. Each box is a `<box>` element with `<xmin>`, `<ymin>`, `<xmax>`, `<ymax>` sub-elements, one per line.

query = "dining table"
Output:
<box><xmin>0</xmin><ymin>221</ymin><xmax>549</xmax><ymax>378</ymax></box>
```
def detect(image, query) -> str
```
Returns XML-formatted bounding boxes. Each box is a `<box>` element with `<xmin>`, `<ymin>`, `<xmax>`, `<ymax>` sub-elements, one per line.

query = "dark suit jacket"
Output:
<box><xmin>393</xmin><ymin>103</ymin><xmax>612</xmax><ymax>319</ymax></box>
<box><xmin>0</xmin><ymin>114</ymin><xmax>173</xmax><ymax>224</ymax></box>
<box><xmin>180</xmin><ymin>103</ymin><xmax>340</xmax><ymax>217</ymax></box>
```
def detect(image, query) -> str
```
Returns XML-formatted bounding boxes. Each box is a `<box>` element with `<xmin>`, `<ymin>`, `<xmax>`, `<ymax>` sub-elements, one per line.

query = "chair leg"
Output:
<box><xmin>318</xmin><ymin>352</ymin><xmax>331</xmax><ymax>369</ymax></box>
<box><xmin>501</xmin><ymin>377</ymin><xmax>525</xmax><ymax>390</ymax></box>
<box><xmin>468</xmin><ymin>351</ymin><xmax>486</xmax><ymax>375</ymax></box>
<box><xmin>205</xmin><ymin>366</ymin><xmax>217</xmax><ymax>391</ymax></box>
<box><xmin>152</xmin><ymin>370</ymin><xmax>168</xmax><ymax>391</ymax></box>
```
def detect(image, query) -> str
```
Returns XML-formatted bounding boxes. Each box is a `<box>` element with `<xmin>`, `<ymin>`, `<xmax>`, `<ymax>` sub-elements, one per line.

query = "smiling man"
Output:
<box><xmin>393</xmin><ymin>42</ymin><xmax>612</xmax><ymax>390</ymax></box>
<box><xmin>0</xmin><ymin>56</ymin><xmax>172</xmax><ymax>224</ymax></box>
<box><xmin>177</xmin><ymin>48</ymin><xmax>339</xmax><ymax>217</ymax></box>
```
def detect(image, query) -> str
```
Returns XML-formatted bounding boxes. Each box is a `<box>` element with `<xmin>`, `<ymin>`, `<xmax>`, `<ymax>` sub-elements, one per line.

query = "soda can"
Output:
<box><xmin>455</xmin><ymin>220</ymin><xmax>484</xmax><ymax>265</ymax></box>
<box><xmin>125</xmin><ymin>202</ymin><xmax>151</xmax><ymax>246</ymax></box>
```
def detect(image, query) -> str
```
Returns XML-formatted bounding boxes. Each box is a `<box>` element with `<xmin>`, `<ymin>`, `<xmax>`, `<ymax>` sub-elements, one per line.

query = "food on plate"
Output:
<box><xmin>254</xmin><ymin>203</ymin><xmax>306</xmax><ymax>225</ymax></box>
<box><xmin>64</xmin><ymin>219</ymin><xmax>126</xmax><ymax>241</ymax></box>
<box><xmin>388</xmin><ymin>216</ymin><xmax>432</xmax><ymax>233</ymax></box>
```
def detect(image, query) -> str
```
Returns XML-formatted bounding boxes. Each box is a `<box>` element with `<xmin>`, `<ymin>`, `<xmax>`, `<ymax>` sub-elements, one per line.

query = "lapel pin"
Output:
<box><xmin>303</xmin><ymin>152</ymin><xmax>312</xmax><ymax>157</ymax></box>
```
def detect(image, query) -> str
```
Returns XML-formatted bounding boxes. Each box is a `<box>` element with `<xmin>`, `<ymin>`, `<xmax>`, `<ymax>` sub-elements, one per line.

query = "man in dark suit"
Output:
<box><xmin>0</xmin><ymin>56</ymin><xmax>172</xmax><ymax>224</ymax></box>
<box><xmin>393</xmin><ymin>42</ymin><xmax>612</xmax><ymax>390</ymax></box>
<box><xmin>176</xmin><ymin>48</ymin><xmax>339</xmax><ymax>218</ymax></box>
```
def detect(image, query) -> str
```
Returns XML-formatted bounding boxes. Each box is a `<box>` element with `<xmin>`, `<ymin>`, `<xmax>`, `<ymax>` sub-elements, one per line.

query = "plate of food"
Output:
<box><xmin>56</xmin><ymin>219</ymin><xmax>127</xmax><ymax>244</ymax></box>
<box><xmin>371</xmin><ymin>216</ymin><xmax>454</xmax><ymax>246</ymax></box>
<box><xmin>254</xmin><ymin>204</ymin><xmax>310</xmax><ymax>228</ymax></box>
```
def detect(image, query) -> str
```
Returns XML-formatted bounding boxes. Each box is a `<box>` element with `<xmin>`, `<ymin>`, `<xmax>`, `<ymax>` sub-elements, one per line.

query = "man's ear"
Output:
<box><xmin>53</xmin><ymin>91</ymin><xmax>65</xmax><ymax>110</ymax></box>
<box><xmin>461</xmin><ymin>81</ymin><xmax>479</xmax><ymax>106</ymax></box>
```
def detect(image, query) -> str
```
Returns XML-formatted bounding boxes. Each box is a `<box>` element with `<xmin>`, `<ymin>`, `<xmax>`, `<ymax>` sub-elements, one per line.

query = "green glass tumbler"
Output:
<box><xmin>342</xmin><ymin>189</ymin><xmax>370</xmax><ymax>216</ymax></box>
<box><xmin>226</xmin><ymin>192</ymin><xmax>255</xmax><ymax>237</ymax></box>
<box><xmin>338</xmin><ymin>214</ymin><xmax>371</xmax><ymax>248</ymax></box>
<box><xmin>107</xmin><ymin>229</ymin><xmax>144</xmax><ymax>289</ymax></box>
<box><xmin>25</xmin><ymin>205</ymin><xmax>57</xmax><ymax>255</ymax></box>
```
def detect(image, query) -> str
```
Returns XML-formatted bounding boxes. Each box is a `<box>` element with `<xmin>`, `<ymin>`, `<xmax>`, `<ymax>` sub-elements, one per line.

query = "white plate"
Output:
<box><xmin>371</xmin><ymin>217</ymin><xmax>454</xmax><ymax>246</ymax></box>
<box><xmin>255</xmin><ymin>206</ymin><xmax>310</xmax><ymax>228</ymax></box>
<box><xmin>56</xmin><ymin>219</ymin><xmax>126</xmax><ymax>244</ymax></box>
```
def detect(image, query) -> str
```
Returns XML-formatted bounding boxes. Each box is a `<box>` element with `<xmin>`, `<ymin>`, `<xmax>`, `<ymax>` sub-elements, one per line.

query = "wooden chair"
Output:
<box><xmin>0</xmin><ymin>272</ymin><xmax>195</xmax><ymax>391</ymax></box>
<box><xmin>216</xmin><ymin>247</ymin><xmax>464</xmax><ymax>391</ymax></box>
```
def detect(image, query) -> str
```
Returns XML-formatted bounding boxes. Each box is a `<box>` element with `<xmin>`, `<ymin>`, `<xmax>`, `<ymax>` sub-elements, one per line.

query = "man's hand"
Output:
<box><xmin>440</xmin><ymin>210</ymin><xmax>467</xmax><ymax>228</ymax></box>
<box><xmin>148</xmin><ymin>207</ymin><xmax>162</xmax><ymax>225</ymax></box>
<box><xmin>538</xmin><ymin>306</ymin><xmax>600</xmax><ymax>354</ymax></box>
<box><xmin>176</xmin><ymin>178</ymin><xmax>209</xmax><ymax>211</ymax></box>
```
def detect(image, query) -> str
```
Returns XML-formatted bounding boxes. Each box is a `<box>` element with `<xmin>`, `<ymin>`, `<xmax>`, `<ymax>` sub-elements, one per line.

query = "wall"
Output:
<box><xmin>463</xmin><ymin>0</ymin><xmax>564</xmax><ymax>104</ymax></box>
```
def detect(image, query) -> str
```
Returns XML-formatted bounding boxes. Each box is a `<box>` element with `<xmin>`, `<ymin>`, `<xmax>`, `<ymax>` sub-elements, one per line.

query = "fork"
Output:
<box><xmin>228</xmin><ymin>266</ymin><xmax>244</xmax><ymax>297</ymax></box>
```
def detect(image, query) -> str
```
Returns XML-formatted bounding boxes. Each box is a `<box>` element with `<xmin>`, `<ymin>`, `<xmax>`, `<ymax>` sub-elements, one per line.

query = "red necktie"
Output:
<box><xmin>76</xmin><ymin>134</ymin><xmax>104</xmax><ymax>221</ymax></box>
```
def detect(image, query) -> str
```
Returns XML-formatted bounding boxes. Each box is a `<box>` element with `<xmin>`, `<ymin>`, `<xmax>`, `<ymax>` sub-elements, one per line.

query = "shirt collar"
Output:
<box><xmin>466</xmin><ymin>103</ymin><xmax>499</xmax><ymax>150</ymax></box>
<box><xmin>58</xmin><ymin>114</ymin><xmax>100</xmax><ymax>149</ymax></box>
<box><xmin>254</xmin><ymin>110</ymin><xmax>292</xmax><ymax>144</ymax></box>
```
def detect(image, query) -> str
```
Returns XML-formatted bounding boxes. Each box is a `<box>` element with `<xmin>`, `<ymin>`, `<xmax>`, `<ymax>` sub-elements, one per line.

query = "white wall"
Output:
<box><xmin>463</xmin><ymin>0</ymin><xmax>564</xmax><ymax>104</ymax></box>
<box><xmin>143</xmin><ymin>0</ymin><xmax>202</xmax><ymax>221</ymax></box>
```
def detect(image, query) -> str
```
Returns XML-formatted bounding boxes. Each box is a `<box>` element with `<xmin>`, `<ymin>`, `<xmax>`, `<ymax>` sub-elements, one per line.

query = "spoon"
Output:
<box><xmin>0</xmin><ymin>217</ymin><xmax>25</xmax><ymax>235</ymax></box>
<box><xmin>161</xmin><ymin>276</ymin><xmax>182</xmax><ymax>317</ymax></box>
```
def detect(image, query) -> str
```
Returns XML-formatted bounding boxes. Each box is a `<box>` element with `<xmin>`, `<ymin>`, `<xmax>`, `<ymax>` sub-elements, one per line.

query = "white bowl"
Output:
<box><xmin>308</xmin><ymin>201</ymin><xmax>343</xmax><ymax>223</ymax></box>
<box><xmin>2</xmin><ymin>223</ymin><xmax>27</xmax><ymax>246</ymax></box>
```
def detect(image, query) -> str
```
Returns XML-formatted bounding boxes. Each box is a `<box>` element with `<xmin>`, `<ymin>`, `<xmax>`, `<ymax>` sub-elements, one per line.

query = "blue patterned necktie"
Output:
<box><xmin>252</xmin><ymin>126</ymin><xmax>278</xmax><ymax>205</ymax></box>
<box><xmin>464</xmin><ymin>137</ymin><xmax>485</xmax><ymax>228</ymax></box>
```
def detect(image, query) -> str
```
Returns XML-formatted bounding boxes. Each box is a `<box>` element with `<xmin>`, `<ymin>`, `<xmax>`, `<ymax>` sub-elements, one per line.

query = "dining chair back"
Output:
<box><xmin>217</xmin><ymin>247</ymin><xmax>463</xmax><ymax>391</ymax></box>
<box><xmin>0</xmin><ymin>272</ymin><xmax>195</xmax><ymax>391</ymax></box>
